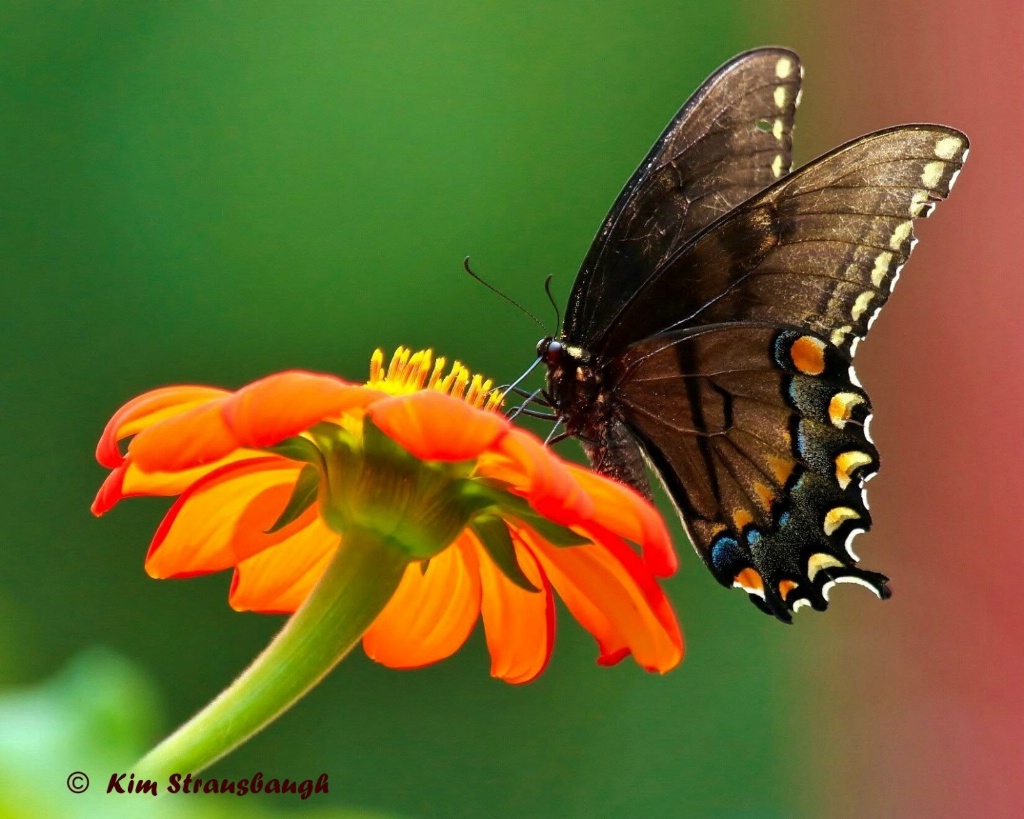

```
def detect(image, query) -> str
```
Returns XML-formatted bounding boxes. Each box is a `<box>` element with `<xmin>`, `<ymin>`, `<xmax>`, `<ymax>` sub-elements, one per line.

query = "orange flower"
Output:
<box><xmin>94</xmin><ymin>348</ymin><xmax>682</xmax><ymax>682</ymax></box>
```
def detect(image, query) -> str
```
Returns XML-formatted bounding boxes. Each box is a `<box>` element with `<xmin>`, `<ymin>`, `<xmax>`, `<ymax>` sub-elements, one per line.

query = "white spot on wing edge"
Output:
<box><xmin>848</xmin><ymin>364</ymin><xmax>863</xmax><ymax>389</ymax></box>
<box><xmin>844</xmin><ymin>527</ymin><xmax>865</xmax><ymax>561</ymax></box>
<box><xmin>773</xmin><ymin>86</ymin><xmax>787</xmax><ymax>109</ymax></box>
<box><xmin>772</xmin><ymin>118</ymin><xmax>784</xmax><ymax>141</ymax></box>
<box><xmin>775</xmin><ymin>56</ymin><xmax>794</xmax><ymax>78</ymax></box>
<box><xmin>865</xmin><ymin>304</ymin><xmax>883</xmax><ymax>333</ymax></box>
<box><xmin>821</xmin><ymin>575</ymin><xmax>884</xmax><ymax>602</ymax></box>
<box><xmin>771</xmin><ymin>154</ymin><xmax>785</xmax><ymax>178</ymax></box>
<box><xmin>888</xmin><ymin>261</ymin><xmax>906</xmax><ymax>294</ymax></box>
<box><xmin>948</xmin><ymin>166</ymin><xmax>963</xmax><ymax>191</ymax></box>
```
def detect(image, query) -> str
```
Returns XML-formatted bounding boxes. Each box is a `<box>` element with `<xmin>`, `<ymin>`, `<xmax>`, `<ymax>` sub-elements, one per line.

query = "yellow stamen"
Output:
<box><xmin>366</xmin><ymin>347</ymin><xmax>502</xmax><ymax>409</ymax></box>
<box><xmin>451</xmin><ymin>366</ymin><xmax>469</xmax><ymax>399</ymax></box>
<box><xmin>465</xmin><ymin>374</ymin><xmax>483</xmax><ymax>406</ymax></box>
<box><xmin>369</xmin><ymin>348</ymin><xmax>384</xmax><ymax>383</ymax></box>
<box><xmin>427</xmin><ymin>356</ymin><xmax>447</xmax><ymax>390</ymax></box>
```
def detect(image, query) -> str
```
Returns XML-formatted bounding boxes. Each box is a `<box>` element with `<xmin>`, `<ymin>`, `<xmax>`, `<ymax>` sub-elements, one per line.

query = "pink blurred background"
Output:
<box><xmin>769</xmin><ymin>3</ymin><xmax>1024</xmax><ymax>815</ymax></box>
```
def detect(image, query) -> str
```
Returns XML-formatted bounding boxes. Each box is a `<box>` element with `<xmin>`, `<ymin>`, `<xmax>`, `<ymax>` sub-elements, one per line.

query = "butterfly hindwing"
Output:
<box><xmin>596</xmin><ymin>125</ymin><xmax>969</xmax><ymax>356</ymax></box>
<box><xmin>612</xmin><ymin>323</ymin><xmax>884</xmax><ymax>620</ymax></box>
<box><xmin>565</xmin><ymin>47</ymin><xmax>803</xmax><ymax>347</ymax></box>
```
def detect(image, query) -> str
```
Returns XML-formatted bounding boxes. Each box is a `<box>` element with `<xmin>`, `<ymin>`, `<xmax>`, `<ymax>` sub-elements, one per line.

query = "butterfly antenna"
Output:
<box><xmin>463</xmin><ymin>257</ymin><xmax>549</xmax><ymax>334</ymax></box>
<box><xmin>543</xmin><ymin>274</ymin><xmax>562</xmax><ymax>335</ymax></box>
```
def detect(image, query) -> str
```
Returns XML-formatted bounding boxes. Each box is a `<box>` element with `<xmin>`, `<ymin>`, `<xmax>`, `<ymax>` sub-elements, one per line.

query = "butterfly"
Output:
<box><xmin>536</xmin><ymin>47</ymin><xmax>968</xmax><ymax>621</ymax></box>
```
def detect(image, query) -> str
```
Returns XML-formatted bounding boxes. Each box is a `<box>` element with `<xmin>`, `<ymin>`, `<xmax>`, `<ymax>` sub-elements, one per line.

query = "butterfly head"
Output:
<box><xmin>536</xmin><ymin>337</ymin><xmax>564</xmax><ymax>366</ymax></box>
<box><xmin>537</xmin><ymin>337</ymin><xmax>603</xmax><ymax>421</ymax></box>
<box><xmin>538</xmin><ymin>337</ymin><xmax>570</xmax><ymax>410</ymax></box>
<box><xmin>537</xmin><ymin>338</ymin><xmax>589</xmax><ymax>367</ymax></box>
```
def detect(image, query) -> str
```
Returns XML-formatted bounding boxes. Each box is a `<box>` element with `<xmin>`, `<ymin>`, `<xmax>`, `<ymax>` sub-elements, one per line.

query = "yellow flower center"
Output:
<box><xmin>367</xmin><ymin>347</ymin><xmax>502</xmax><ymax>411</ymax></box>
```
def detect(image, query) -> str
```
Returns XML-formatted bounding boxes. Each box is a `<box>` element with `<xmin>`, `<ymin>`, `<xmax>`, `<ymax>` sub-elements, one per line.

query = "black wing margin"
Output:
<box><xmin>564</xmin><ymin>47</ymin><xmax>803</xmax><ymax>346</ymax></box>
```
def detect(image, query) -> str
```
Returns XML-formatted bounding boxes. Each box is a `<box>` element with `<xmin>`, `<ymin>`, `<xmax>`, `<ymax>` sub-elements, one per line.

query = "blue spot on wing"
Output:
<box><xmin>710</xmin><ymin>536</ymin><xmax>745</xmax><ymax>573</ymax></box>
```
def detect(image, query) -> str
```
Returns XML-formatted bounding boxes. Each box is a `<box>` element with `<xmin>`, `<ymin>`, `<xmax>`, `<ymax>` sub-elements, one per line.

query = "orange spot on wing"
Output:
<box><xmin>824</xmin><ymin>506</ymin><xmax>860</xmax><ymax>536</ymax></box>
<box><xmin>828</xmin><ymin>392</ymin><xmax>865</xmax><ymax>428</ymax></box>
<box><xmin>734</xmin><ymin>568</ymin><xmax>765</xmax><ymax>594</ymax></box>
<box><xmin>790</xmin><ymin>336</ymin><xmax>827</xmax><ymax>375</ymax></box>
<box><xmin>767</xmin><ymin>455</ymin><xmax>795</xmax><ymax>485</ymax></box>
<box><xmin>731</xmin><ymin>509</ymin><xmax>754</xmax><ymax>531</ymax></box>
<box><xmin>753</xmin><ymin>481</ymin><xmax>777</xmax><ymax>512</ymax></box>
<box><xmin>808</xmin><ymin>552</ymin><xmax>844</xmax><ymax>581</ymax></box>
<box><xmin>778</xmin><ymin>579</ymin><xmax>798</xmax><ymax>600</ymax></box>
<box><xmin>835</xmin><ymin>450</ymin><xmax>874</xmax><ymax>489</ymax></box>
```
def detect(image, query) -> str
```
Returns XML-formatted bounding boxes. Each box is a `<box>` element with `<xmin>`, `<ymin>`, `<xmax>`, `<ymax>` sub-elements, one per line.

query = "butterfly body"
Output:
<box><xmin>538</xmin><ymin>48</ymin><xmax>968</xmax><ymax>621</ymax></box>
<box><xmin>539</xmin><ymin>338</ymin><xmax>650</xmax><ymax>496</ymax></box>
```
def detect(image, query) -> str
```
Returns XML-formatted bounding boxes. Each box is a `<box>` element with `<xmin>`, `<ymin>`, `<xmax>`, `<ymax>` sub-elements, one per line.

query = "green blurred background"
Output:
<box><xmin>2</xmin><ymin>2</ymin><xmax>1019</xmax><ymax>817</ymax></box>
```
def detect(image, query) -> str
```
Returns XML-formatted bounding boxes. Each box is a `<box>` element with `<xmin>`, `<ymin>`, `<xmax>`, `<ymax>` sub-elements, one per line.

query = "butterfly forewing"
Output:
<box><xmin>565</xmin><ymin>47</ymin><xmax>803</xmax><ymax>347</ymax></box>
<box><xmin>597</xmin><ymin>126</ymin><xmax>969</xmax><ymax>356</ymax></box>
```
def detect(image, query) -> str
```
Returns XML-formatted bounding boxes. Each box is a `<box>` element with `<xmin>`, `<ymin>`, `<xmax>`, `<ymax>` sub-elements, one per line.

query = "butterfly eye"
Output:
<box><xmin>538</xmin><ymin>338</ymin><xmax>564</xmax><ymax>364</ymax></box>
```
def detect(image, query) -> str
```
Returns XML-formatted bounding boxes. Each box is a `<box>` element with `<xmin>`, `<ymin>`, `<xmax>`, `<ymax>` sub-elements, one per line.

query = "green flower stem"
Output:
<box><xmin>135</xmin><ymin>529</ymin><xmax>408</xmax><ymax>779</ymax></box>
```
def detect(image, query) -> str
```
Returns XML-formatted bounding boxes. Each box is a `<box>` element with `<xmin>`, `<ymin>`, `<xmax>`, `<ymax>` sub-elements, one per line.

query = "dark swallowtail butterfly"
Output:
<box><xmin>536</xmin><ymin>47</ymin><xmax>968</xmax><ymax>621</ymax></box>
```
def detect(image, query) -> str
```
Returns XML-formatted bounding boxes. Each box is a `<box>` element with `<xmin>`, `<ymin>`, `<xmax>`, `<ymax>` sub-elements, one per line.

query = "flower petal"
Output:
<box><xmin>128</xmin><ymin>373</ymin><xmax>381</xmax><ymax>473</ymax></box>
<box><xmin>478</xmin><ymin>534</ymin><xmax>554</xmax><ymax>684</ymax></box>
<box><xmin>222</xmin><ymin>371</ymin><xmax>378</xmax><ymax>449</ymax></box>
<box><xmin>482</xmin><ymin>428</ymin><xmax>594</xmax><ymax>524</ymax></box>
<box><xmin>96</xmin><ymin>385</ymin><xmax>229</xmax><ymax>468</ymax></box>
<box><xmin>92</xmin><ymin>464</ymin><xmax>128</xmax><ymax>516</ymax></box>
<box><xmin>130</xmin><ymin>399</ymin><xmax>237</xmax><ymax>473</ymax></box>
<box><xmin>523</xmin><ymin>527</ymin><xmax>683</xmax><ymax>672</ymax></box>
<box><xmin>362</xmin><ymin>536</ymin><xmax>481</xmax><ymax>668</ymax></box>
<box><xmin>229</xmin><ymin>515</ymin><xmax>338</xmax><ymax>613</ymax></box>
<box><xmin>91</xmin><ymin>450</ymin><xmax>263</xmax><ymax>515</ymax></box>
<box><xmin>369</xmin><ymin>390</ymin><xmax>509</xmax><ymax>462</ymax></box>
<box><xmin>145</xmin><ymin>457</ymin><xmax>305</xmax><ymax>578</ymax></box>
<box><xmin>566</xmin><ymin>463</ymin><xmax>677</xmax><ymax>576</ymax></box>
